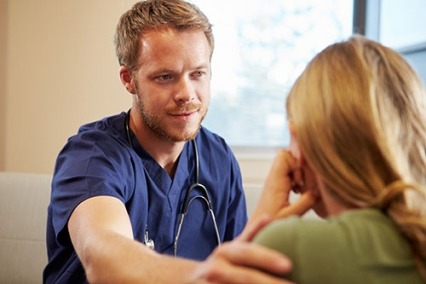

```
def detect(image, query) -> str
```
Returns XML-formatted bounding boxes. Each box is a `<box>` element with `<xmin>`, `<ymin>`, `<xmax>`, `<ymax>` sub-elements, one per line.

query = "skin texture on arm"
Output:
<box><xmin>69</xmin><ymin>196</ymin><xmax>294</xmax><ymax>284</ymax></box>
<box><xmin>68</xmin><ymin>196</ymin><xmax>198</xmax><ymax>283</ymax></box>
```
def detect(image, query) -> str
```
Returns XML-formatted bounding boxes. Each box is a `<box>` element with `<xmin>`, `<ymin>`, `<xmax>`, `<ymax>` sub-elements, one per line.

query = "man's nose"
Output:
<box><xmin>174</xmin><ymin>78</ymin><xmax>195</xmax><ymax>103</ymax></box>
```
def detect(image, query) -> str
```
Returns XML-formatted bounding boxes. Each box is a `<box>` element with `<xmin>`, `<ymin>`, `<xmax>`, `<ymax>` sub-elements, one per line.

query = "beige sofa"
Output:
<box><xmin>0</xmin><ymin>172</ymin><xmax>265</xmax><ymax>283</ymax></box>
<box><xmin>0</xmin><ymin>172</ymin><xmax>52</xmax><ymax>284</ymax></box>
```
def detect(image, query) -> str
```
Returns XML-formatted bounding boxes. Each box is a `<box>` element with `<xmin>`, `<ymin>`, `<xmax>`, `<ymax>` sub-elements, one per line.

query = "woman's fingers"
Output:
<box><xmin>274</xmin><ymin>191</ymin><xmax>318</xmax><ymax>219</ymax></box>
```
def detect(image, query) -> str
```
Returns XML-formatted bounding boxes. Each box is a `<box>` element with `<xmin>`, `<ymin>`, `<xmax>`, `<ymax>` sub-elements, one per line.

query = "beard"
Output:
<box><xmin>135</xmin><ymin>92</ymin><xmax>208</xmax><ymax>142</ymax></box>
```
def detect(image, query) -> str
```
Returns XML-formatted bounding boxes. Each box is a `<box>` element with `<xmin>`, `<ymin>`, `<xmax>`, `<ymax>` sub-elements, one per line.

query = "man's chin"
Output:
<box><xmin>167</xmin><ymin>128</ymin><xmax>201</xmax><ymax>142</ymax></box>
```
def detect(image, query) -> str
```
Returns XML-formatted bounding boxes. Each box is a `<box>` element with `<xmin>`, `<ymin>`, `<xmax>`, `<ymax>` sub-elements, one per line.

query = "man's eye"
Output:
<box><xmin>157</xmin><ymin>74</ymin><xmax>173</xmax><ymax>81</ymax></box>
<box><xmin>191</xmin><ymin>71</ymin><xmax>204</xmax><ymax>78</ymax></box>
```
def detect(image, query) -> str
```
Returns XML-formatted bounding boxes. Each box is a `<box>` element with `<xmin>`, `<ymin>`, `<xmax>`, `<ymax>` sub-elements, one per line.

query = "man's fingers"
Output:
<box><xmin>210</xmin><ymin>242</ymin><xmax>293</xmax><ymax>283</ymax></box>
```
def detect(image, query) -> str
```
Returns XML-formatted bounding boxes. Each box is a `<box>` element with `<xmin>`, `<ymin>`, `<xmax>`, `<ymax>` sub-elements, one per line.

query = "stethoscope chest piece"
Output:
<box><xmin>145</xmin><ymin>227</ymin><xmax>155</xmax><ymax>250</ymax></box>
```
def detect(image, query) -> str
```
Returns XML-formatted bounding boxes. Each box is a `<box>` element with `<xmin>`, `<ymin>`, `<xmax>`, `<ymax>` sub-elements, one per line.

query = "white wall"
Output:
<box><xmin>3</xmin><ymin>0</ymin><xmax>137</xmax><ymax>173</ymax></box>
<box><xmin>0</xmin><ymin>0</ymin><xmax>7</xmax><ymax>170</ymax></box>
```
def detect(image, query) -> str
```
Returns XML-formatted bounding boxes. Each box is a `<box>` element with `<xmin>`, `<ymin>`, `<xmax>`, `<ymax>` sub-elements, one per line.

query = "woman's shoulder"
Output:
<box><xmin>254</xmin><ymin>209</ymin><xmax>395</xmax><ymax>248</ymax></box>
<box><xmin>253</xmin><ymin>215</ymin><xmax>331</xmax><ymax>249</ymax></box>
<box><xmin>253</xmin><ymin>209</ymin><xmax>418</xmax><ymax>283</ymax></box>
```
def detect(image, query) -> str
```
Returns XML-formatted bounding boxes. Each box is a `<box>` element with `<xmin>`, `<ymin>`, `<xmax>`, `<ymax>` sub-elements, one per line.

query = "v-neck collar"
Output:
<box><xmin>130</xmin><ymin>135</ymin><xmax>192</xmax><ymax>196</ymax></box>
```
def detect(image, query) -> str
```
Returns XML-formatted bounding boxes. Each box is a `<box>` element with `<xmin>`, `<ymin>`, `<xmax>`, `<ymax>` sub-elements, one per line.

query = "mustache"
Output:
<box><xmin>166</xmin><ymin>102</ymin><xmax>204</xmax><ymax>114</ymax></box>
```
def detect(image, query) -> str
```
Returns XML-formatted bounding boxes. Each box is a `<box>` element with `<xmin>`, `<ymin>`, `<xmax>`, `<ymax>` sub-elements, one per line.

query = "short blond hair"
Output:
<box><xmin>114</xmin><ymin>0</ymin><xmax>214</xmax><ymax>71</ymax></box>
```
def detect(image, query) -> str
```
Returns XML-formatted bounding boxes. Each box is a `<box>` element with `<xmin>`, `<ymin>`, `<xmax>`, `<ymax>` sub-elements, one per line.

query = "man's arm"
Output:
<box><xmin>69</xmin><ymin>196</ymin><xmax>198</xmax><ymax>283</ymax></box>
<box><xmin>69</xmin><ymin>196</ymin><xmax>293</xmax><ymax>284</ymax></box>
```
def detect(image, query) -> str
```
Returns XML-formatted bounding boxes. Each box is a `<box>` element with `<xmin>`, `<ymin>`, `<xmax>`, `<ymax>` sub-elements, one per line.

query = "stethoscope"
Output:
<box><xmin>124</xmin><ymin>110</ymin><xmax>221</xmax><ymax>256</ymax></box>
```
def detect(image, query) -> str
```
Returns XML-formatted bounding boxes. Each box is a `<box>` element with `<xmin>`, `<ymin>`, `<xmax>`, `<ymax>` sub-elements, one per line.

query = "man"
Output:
<box><xmin>44</xmin><ymin>1</ymin><xmax>301</xmax><ymax>283</ymax></box>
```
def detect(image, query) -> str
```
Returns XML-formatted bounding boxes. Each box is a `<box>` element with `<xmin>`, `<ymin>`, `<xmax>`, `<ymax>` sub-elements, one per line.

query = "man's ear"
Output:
<box><xmin>119</xmin><ymin>66</ymin><xmax>136</xmax><ymax>94</ymax></box>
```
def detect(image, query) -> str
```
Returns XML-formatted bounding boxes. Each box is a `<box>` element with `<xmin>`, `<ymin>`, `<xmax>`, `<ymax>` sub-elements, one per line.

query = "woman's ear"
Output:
<box><xmin>119</xmin><ymin>66</ymin><xmax>136</xmax><ymax>94</ymax></box>
<box><xmin>288</xmin><ymin>122</ymin><xmax>304</xmax><ymax>167</ymax></box>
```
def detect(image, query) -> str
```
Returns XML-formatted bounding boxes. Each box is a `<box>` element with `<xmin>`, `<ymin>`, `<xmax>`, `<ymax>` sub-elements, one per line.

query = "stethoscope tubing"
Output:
<box><xmin>125</xmin><ymin>110</ymin><xmax>221</xmax><ymax>256</ymax></box>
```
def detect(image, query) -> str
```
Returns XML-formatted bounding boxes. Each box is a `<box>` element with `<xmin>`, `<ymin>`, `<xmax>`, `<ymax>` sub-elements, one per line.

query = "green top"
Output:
<box><xmin>253</xmin><ymin>209</ymin><xmax>424</xmax><ymax>284</ymax></box>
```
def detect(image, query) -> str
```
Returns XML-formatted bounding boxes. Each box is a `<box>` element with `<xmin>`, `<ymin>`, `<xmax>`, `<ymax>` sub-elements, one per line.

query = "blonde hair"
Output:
<box><xmin>114</xmin><ymin>0</ymin><xmax>214</xmax><ymax>71</ymax></box>
<box><xmin>287</xmin><ymin>35</ymin><xmax>426</xmax><ymax>277</ymax></box>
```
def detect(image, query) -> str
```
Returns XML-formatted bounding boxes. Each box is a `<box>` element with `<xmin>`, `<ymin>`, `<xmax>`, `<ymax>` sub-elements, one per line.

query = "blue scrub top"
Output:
<box><xmin>44</xmin><ymin>112</ymin><xmax>248</xmax><ymax>283</ymax></box>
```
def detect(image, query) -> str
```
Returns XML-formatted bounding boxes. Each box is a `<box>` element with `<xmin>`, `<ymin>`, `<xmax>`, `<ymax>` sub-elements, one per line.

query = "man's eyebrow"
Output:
<box><xmin>149</xmin><ymin>68</ymin><xmax>174</xmax><ymax>75</ymax></box>
<box><xmin>193</xmin><ymin>64</ymin><xmax>210</xmax><ymax>70</ymax></box>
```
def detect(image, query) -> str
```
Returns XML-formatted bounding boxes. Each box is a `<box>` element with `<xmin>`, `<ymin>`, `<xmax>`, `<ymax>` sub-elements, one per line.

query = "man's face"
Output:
<box><xmin>132</xmin><ymin>28</ymin><xmax>211</xmax><ymax>142</ymax></box>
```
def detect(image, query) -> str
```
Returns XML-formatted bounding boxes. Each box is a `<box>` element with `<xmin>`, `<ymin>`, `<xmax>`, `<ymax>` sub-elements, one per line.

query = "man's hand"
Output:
<box><xmin>187</xmin><ymin>216</ymin><xmax>294</xmax><ymax>284</ymax></box>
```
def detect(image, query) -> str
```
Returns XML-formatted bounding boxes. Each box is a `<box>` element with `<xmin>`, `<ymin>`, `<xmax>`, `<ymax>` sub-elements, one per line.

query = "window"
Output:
<box><xmin>193</xmin><ymin>0</ymin><xmax>354</xmax><ymax>147</ymax></box>
<box><xmin>362</xmin><ymin>0</ymin><xmax>426</xmax><ymax>85</ymax></box>
<box><xmin>379</xmin><ymin>0</ymin><xmax>426</xmax><ymax>49</ymax></box>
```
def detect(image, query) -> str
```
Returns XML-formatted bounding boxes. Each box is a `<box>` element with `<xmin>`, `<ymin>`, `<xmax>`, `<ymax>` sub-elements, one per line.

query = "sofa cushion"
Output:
<box><xmin>0</xmin><ymin>172</ymin><xmax>52</xmax><ymax>284</ymax></box>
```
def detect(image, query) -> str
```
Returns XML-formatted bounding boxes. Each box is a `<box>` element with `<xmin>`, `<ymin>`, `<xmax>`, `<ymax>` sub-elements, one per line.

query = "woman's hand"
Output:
<box><xmin>249</xmin><ymin>149</ymin><xmax>319</xmax><ymax>223</ymax></box>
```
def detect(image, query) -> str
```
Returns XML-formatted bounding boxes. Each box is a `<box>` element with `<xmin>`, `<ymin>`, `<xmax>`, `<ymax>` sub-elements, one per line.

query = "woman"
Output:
<box><xmin>253</xmin><ymin>36</ymin><xmax>426</xmax><ymax>283</ymax></box>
